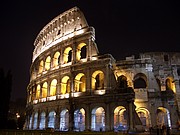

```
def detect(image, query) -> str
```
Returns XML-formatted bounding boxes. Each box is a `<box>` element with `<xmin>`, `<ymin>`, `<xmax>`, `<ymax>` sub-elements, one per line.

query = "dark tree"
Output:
<box><xmin>0</xmin><ymin>68</ymin><xmax>12</xmax><ymax>129</ymax></box>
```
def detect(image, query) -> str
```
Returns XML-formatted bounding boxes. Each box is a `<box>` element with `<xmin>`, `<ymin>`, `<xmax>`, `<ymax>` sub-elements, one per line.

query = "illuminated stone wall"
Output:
<box><xmin>25</xmin><ymin>7</ymin><xmax>180</xmax><ymax>132</ymax></box>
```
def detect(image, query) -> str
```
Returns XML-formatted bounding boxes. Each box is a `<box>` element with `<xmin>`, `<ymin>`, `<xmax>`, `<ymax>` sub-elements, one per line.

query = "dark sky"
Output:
<box><xmin>0</xmin><ymin>0</ymin><xmax>180</xmax><ymax>101</ymax></box>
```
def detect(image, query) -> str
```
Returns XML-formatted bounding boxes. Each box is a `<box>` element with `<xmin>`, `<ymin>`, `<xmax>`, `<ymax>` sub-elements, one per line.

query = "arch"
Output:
<box><xmin>157</xmin><ymin>107</ymin><xmax>171</xmax><ymax>129</ymax></box>
<box><xmin>50</xmin><ymin>79</ymin><xmax>57</xmax><ymax>96</ymax></box>
<box><xmin>33</xmin><ymin>112</ymin><xmax>38</xmax><ymax>129</ymax></box>
<box><xmin>60</xmin><ymin>109</ymin><xmax>69</xmax><ymax>131</ymax></box>
<box><xmin>76</xmin><ymin>43</ymin><xmax>86</xmax><ymax>61</ymax></box>
<box><xmin>165</xmin><ymin>77</ymin><xmax>175</xmax><ymax>93</ymax></box>
<box><xmin>39</xmin><ymin>112</ymin><xmax>46</xmax><ymax>129</ymax></box>
<box><xmin>39</xmin><ymin>60</ymin><xmax>44</xmax><ymax>73</ymax></box>
<box><xmin>74</xmin><ymin>108</ymin><xmax>85</xmax><ymax>131</ymax></box>
<box><xmin>74</xmin><ymin>73</ymin><xmax>86</xmax><ymax>92</ymax></box>
<box><xmin>92</xmin><ymin>70</ymin><xmax>104</xmax><ymax>90</ymax></box>
<box><xmin>42</xmin><ymin>82</ymin><xmax>47</xmax><ymax>98</ymax></box>
<box><xmin>61</xmin><ymin>76</ymin><xmax>70</xmax><ymax>94</ymax></box>
<box><xmin>91</xmin><ymin>107</ymin><xmax>105</xmax><ymax>131</ymax></box>
<box><xmin>53</xmin><ymin>52</ymin><xmax>60</xmax><ymax>67</ymax></box>
<box><xmin>117</xmin><ymin>75</ymin><xmax>128</xmax><ymax>89</ymax></box>
<box><xmin>48</xmin><ymin>111</ymin><xmax>56</xmax><ymax>128</ymax></box>
<box><xmin>45</xmin><ymin>56</ymin><xmax>51</xmax><ymax>70</ymax></box>
<box><xmin>134</xmin><ymin>73</ymin><xmax>147</xmax><ymax>89</ymax></box>
<box><xmin>136</xmin><ymin>108</ymin><xmax>151</xmax><ymax>130</ymax></box>
<box><xmin>63</xmin><ymin>47</ymin><xmax>72</xmax><ymax>64</ymax></box>
<box><xmin>114</xmin><ymin>106</ymin><xmax>127</xmax><ymax>131</ymax></box>
<box><xmin>36</xmin><ymin>85</ymin><xmax>41</xmax><ymax>99</ymax></box>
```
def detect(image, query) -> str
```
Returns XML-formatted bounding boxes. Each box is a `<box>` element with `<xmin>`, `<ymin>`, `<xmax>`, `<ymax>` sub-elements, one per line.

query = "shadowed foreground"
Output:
<box><xmin>0</xmin><ymin>130</ymin><xmax>180</xmax><ymax>135</ymax></box>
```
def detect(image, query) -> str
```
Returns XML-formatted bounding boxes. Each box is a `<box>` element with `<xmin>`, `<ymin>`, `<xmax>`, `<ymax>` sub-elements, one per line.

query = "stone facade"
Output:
<box><xmin>25</xmin><ymin>7</ymin><xmax>180</xmax><ymax>132</ymax></box>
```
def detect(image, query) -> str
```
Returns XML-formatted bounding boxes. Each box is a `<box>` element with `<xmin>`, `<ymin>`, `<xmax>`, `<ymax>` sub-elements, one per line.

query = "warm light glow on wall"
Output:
<box><xmin>94</xmin><ymin>90</ymin><xmax>105</xmax><ymax>95</ymax></box>
<box><xmin>61</xmin><ymin>76</ymin><xmax>70</xmax><ymax>94</ymax></box>
<box><xmin>47</xmin><ymin>96</ymin><xmax>56</xmax><ymax>101</ymax></box>
<box><xmin>114</xmin><ymin>70</ymin><xmax>134</xmax><ymax>87</ymax></box>
<box><xmin>39</xmin><ymin>60</ymin><xmax>44</xmax><ymax>73</ymax></box>
<box><xmin>42</xmin><ymin>82</ymin><xmax>48</xmax><ymax>98</ymax></box>
<box><xmin>45</xmin><ymin>56</ymin><xmax>51</xmax><ymax>70</ymax></box>
<box><xmin>63</xmin><ymin>47</ymin><xmax>72</xmax><ymax>64</ymax></box>
<box><xmin>50</xmin><ymin>79</ymin><xmax>57</xmax><ymax>96</ymax></box>
<box><xmin>53</xmin><ymin>52</ymin><xmax>60</xmax><ymax>67</ymax></box>
<box><xmin>33</xmin><ymin>99</ymin><xmax>38</xmax><ymax>104</ymax></box>
<box><xmin>75</xmin><ymin>73</ymin><xmax>86</xmax><ymax>92</ymax></box>
<box><xmin>36</xmin><ymin>85</ymin><xmax>41</xmax><ymax>99</ymax></box>
<box><xmin>76</xmin><ymin>43</ymin><xmax>86</xmax><ymax>61</ymax></box>
<box><xmin>92</xmin><ymin>70</ymin><xmax>104</xmax><ymax>90</ymax></box>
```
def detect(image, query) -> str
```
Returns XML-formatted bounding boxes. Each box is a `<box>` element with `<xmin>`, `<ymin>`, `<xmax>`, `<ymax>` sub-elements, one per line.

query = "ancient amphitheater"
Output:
<box><xmin>25</xmin><ymin>7</ymin><xmax>180</xmax><ymax>132</ymax></box>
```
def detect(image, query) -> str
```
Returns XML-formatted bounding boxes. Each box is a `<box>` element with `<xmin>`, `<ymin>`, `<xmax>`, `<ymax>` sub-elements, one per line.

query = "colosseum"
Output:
<box><xmin>25</xmin><ymin>7</ymin><xmax>180</xmax><ymax>132</ymax></box>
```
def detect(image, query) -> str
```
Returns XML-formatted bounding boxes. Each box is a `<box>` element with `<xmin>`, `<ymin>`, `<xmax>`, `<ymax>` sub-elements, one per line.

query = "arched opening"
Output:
<box><xmin>36</xmin><ymin>85</ymin><xmax>41</xmax><ymax>99</ymax></box>
<box><xmin>134</xmin><ymin>78</ymin><xmax>147</xmax><ymax>88</ymax></box>
<box><xmin>91</xmin><ymin>107</ymin><xmax>105</xmax><ymax>131</ymax></box>
<box><xmin>42</xmin><ymin>82</ymin><xmax>47</xmax><ymax>98</ymax></box>
<box><xmin>33</xmin><ymin>112</ymin><xmax>38</xmax><ymax>129</ymax></box>
<box><xmin>136</xmin><ymin>108</ymin><xmax>151</xmax><ymax>130</ymax></box>
<box><xmin>39</xmin><ymin>112</ymin><xmax>46</xmax><ymax>129</ymax></box>
<box><xmin>48</xmin><ymin>111</ymin><xmax>56</xmax><ymax>128</ymax></box>
<box><xmin>53</xmin><ymin>52</ymin><xmax>60</xmax><ymax>67</ymax></box>
<box><xmin>165</xmin><ymin>78</ymin><xmax>175</xmax><ymax>93</ymax></box>
<box><xmin>63</xmin><ymin>47</ymin><xmax>72</xmax><ymax>64</ymax></box>
<box><xmin>45</xmin><ymin>56</ymin><xmax>51</xmax><ymax>70</ymax></box>
<box><xmin>117</xmin><ymin>75</ymin><xmax>128</xmax><ymax>89</ymax></box>
<box><xmin>157</xmin><ymin>107</ymin><xmax>171</xmax><ymax>129</ymax></box>
<box><xmin>76</xmin><ymin>43</ymin><xmax>86</xmax><ymax>61</ymax></box>
<box><xmin>74</xmin><ymin>108</ymin><xmax>85</xmax><ymax>131</ymax></box>
<box><xmin>92</xmin><ymin>71</ymin><xmax>104</xmax><ymax>90</ymax></box>
<box><xmin>74</xmin><ymin>73</ymin><xmax>86</xmax><ymax>92</ymax></box>
<box><xmin>61</xmin><ymin>76</ymin><xmax>70</xmax><ymax>94</ymax></box>
<box><xmin>39</xmin><ymin>60</ymin><xmax>44</xmax><ymax>73</ymax></box>
<box><xmin>60</xmin><ymin>109</ymin><xmax>69</xmax><ymax>131</ymax></box>
<box><xmin>50</xmin><ymin>79</ymin><xmax>57</xmax><ymax>96</ymax></box>
<box><xmin>134</xmin><ymin>73</ymin><xmax>147</xmax><ymax>89</ymax></box>
<box><xmin>114</xmin><ymin>106</ymin><xmax>127</xmax><ymax>131</ymax></box>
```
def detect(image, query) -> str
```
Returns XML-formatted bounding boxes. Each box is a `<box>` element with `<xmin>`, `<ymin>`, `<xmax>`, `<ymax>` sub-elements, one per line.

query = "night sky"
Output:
<box><xmin>0</xmin><ymin>1</ymin><xmax>180</xmax><ymax>101</ymax></box>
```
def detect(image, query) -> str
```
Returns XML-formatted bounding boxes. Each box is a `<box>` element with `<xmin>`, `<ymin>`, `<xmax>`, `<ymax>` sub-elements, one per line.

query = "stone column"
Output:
<box><xmin>31</xmin><ymin>113</ymin><xmax>34</xmax><ymax>129</ymax></box>
<box><xmin>105</xmin><ymin>63</ymin><xmax>112</xmax><ymax>93</ymax></box>
<box><xmin>87</xmin><ymin>38</ymin><xmax>92</xmax><ymax>61</ymax></box>
<box><xmin>37</xmin><ymin>109</ymin><xmax>40</xmax><ymax>129</ymax></box>
<box><xmin>47</xmin><ymin>81</ymin><xmax>50</xmax><ymax>100</ymax></box>
<box><xmin>85</xmin><ymin>104</ymin><xmax>91</xmax><ymax>131</ymax></box>
<box><xmin>128</xmin><ymin>100</ymin><xmax>134</xmax><ymax>132</ymax></box>
<box><xmin>55</xmin><ymin>107</ymin><xmax>60</xmax><ymax>130</ymax></box>
<box><xmin>69</xmin><ymin>74</ymin><xmax>75</xmax><ymax>131</ymax></box>
<box><xmin>56</xmin><ymin>79</ymin><xmax>61</xmax><ymax>99</ymax></box>
<box><xmin>105</xmin><ymin>103</ymin><xmax>110</xmax><ymax>131</ymax></box>
<box><xmin>45</xmin><ymin>108</ymin><xmax>49</xmax><ymax>128</ymax></box>
<box><xmin>85</xmin><ymin>67</ymin><xmax>92</xmax><ymax>95</ymax></box>
<box><xmin>72</xmin><ymin>43</ymin><xmax>76</xmax><ymax>64</ymax></box>
<box><xmin>60</xmin><ymin>49</ymin><xmax>64</xmax><ymax>65</ymax></box>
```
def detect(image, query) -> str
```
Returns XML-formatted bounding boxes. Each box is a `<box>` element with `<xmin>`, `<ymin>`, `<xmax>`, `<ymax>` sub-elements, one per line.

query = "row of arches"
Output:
<box><xmin>29</xmin><ymin>72</ymin><xmax>176</xmax><ymax>103</ymax></box>
<box><xmin>27</xmin><ymin>106</ymin><xmax>171</xmax><ymax>131</ymax></box>
<box><xmin>38</xmin><ymin>43</ymin><xmax>87</xmax><ymax>74</ymax></box>
<box><xmin>29</xmin><ymin>70</ymin><xmax>175</xmax><ymax>102</ymax></box>
<box><xmin>118</xmin><ymin>73</ymin><xmax>176</xmax><ymax>93</ymax></box>
<box><xmin>29</xmin><ymin>70</ymin><xmax>104</xmax><ymax>102</ymax></box>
